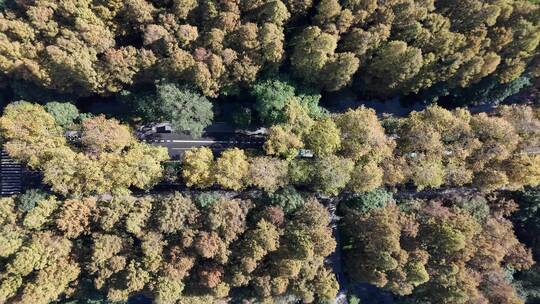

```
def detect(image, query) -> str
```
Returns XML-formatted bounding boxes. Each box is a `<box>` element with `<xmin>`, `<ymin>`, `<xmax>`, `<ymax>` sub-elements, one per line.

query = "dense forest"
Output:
<box><xmin>0</xmin><ymin>0</ymin><xmax>539</xmax><ymax>102</ymax></box>
<box><xmin>0</xmin><ymin>0</ymin><xmax>540</xmax><ymax>303</ymax></box>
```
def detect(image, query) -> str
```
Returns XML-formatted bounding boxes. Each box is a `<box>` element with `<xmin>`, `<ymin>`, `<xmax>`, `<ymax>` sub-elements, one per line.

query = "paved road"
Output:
<box><xmin>144</xmin><ymin>132</ymin><xmax>266</xmax><ymax>159</ymax></box>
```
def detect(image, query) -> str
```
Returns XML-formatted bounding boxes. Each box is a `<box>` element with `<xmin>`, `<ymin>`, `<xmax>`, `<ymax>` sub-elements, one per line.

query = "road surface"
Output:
<box><xmin>144</xmin><ymin>132</ymin><xmax>266</xmax><ymax>158</ymax></box>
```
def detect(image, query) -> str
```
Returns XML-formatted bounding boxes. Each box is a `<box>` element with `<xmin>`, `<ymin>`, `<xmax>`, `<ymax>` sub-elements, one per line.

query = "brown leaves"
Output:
<box><xmin>195</xmin><ymin>231</ymin><xmax>224</xmax><ymax>259</ymax></box>
<box><xmin>56</xmin><ymin>197</ymin><xmax>97</xmax><ymax>238</ymax></box>
<box><xmin>247</xmin><ymin>156</ymin><xmax>289</xmax><ymax>192</ymax></box>
<box><xmin>80</xmin><ymin>115</ymin><xmax>132</xmax><ymax>154</ymax></box>
<box><xmin>342</xmin><ymin>196</ymin><xmax>534</xmax><ymax>302</ymax></box>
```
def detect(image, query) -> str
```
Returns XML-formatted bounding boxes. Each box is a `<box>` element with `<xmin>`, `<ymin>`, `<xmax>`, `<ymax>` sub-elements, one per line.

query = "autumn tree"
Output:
<box><xmin>182</xmin><ymin>147</ymin><xmax>215</xmax><ymax>188</ymax></box>
<box><xmin>363</xmin><ymin>41</ymin><xmax>423</xmax><ymax>97</ymax></box>
<box><xmin>0</xmin><ymin>189</ymin><xmax>336</xmax><ymax>303</ymax></box>
<box><xmin>335</xmin><ymin>106</ymin><xmax>394</xmax><ymax>163</ymax></box>
<box><xmin>341</xmin><ymin>195</ymin><xmax>534</xmax><ymax>302</ymax></box>
<box><xmin>290</xmin><ymin>0</ymin><xmax>540</xmax><ymax>101</ymax></box>
<box><xmin>0</xmin><ymin>0</ymin><xmax>537</xmax><ymax>101</ymax></box>
<box><xmin>0</xmin><ymin>102</ymin><xmax>66</xmax><ymax>168</ymax></box>
<box><xmin>23</xmin><ymin>195</ymin><xmax>60</xmax><ymax>230</ymax></box>
<box><xmin>291</xmin><ymin>26</ymin><xmax>358</xmax><ymax>91</ymax></box>
<box><xmin>342</xmin><ymin>203</ymin><xmax>429</xmax><ymax>295</ymax></box>
<box><xmin>304</xmin><ymin>117</ymin><xmax>341</xmax><ymax>157</ymax></box>
<box><xmin>247</xmin><ymin>157</ymin><xmax>289</xmax><ymax>192</ymax></box>
<box><xmin>56</xmin><ymin>197</ymin><xmax>97</xmax><ymax>238</ymax></box>
<box><xmin>311</xmin><ymin>155</ymin><xmax>354</xmax><ymax>195</ymax></box>
<box><xmin>229</xmin><ymin>219</ymin><xmax>280</xmax><ymax>285</ymax></box>
<box><xmin>0</xmin><ymin>102</ymin><xmax>169</xmax><ymax>197</ymax></box>
<box><xmin>0</xmin><ymin>0</ymin><xmax>289</xmax><ymax>96</ymax></box>
<box><xmin>80</xmin><ymin>115</ymin><xmax>132</xmax><ymax>154</ymax></box>
<box><xmin>155</xmin><ymin>192</ymin><xmax>199</xmax><ymax>234</ymax></box>
<box><xmin>214</xmin><ymin>148</ymin><xmax>250</xmax><ymax>191</ymax></box>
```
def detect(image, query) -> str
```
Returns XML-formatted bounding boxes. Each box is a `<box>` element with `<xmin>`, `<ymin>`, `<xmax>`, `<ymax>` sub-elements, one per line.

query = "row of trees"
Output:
<box><xmin>0</xmin><ymin>102</ymin><xmax>169</xmax><ymax>197</ymax></box>
<box><xmin>340</xmin><ymin>190</ymin><xmax>534</xmax><ymax>303</ymax></box>
<box><xmin>0</xmin><ymin>0</ymin><xmax>289</xmax><ymax>97</ymax></box>
<box><xmin>1</xmin><ymin>98</ymin><xmax>540</xmax><ymax>304</ymax></box>
<box><xmin>0</xmin><ymin>190</ymin><xmax>337</xmax><ymax>303</ymax></box>
<box><xmin>0</xmin><ymin>0</ymin><xmax>538</xmax><ymax>100</ymax></box>
<box><xmin>182</xmin><ymin>147</ymin><xmax>290</xmax><ymax>192</ymax></box>
<box><xmin>183</xmin><ymin>103</ymin><xmax>540</xmax><ymax>195</ymax></box>
<box><xmin>3</xmin><ymin>100</ymin><xmax>540</xmax><ymax>197</ymax></box>
<box><xmin>291</xmin><ymin>0</ymin><xmax>540</xmax><ymax>97</ymax></box>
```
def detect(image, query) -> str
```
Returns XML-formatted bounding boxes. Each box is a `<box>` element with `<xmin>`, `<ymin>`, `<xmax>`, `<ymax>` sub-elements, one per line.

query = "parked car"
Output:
<box><xmin>298</xmin><ymin>149</ymin><xmax>314</xmax><ymax>158</ymax></box>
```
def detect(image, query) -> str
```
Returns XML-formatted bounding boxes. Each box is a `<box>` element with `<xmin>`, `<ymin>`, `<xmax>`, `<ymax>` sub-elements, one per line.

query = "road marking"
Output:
<box><xmin>148</xmin><ymin>139</ymin><xmax>266</xmax><ymax>147</ymax></box>
<box><xmin>169</xmin><ymin>140</ymin><xmax>229</xmax><ymax>144</ymax></box>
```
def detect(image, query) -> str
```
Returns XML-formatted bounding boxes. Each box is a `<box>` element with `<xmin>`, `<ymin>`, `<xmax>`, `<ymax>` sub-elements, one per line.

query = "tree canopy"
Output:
<box><xmin>0</xmin><ymin>102</ymin><xmax>168</xmax><ymax>197</ymax></box>
<box><xmin>0</xmin><ymin>1</ymin><xmax>539</xmax><ymax>302</ymax></box>
<box><xmin>0</xmin><ymin>0</ymin><xmax>536</xmax><ymax>101</ymax></box>
<box><xmin>0</xmin><ymin>192</ymin><xmax>338</xmax><ymax>303</ymax></box>
<box><xmin>341</xmin><ymin>193</ymin><xmax>533</xmax><ymax>303</ymax></box>
<box><xmin>126</xmin><ymin>82</ymin><xmax>213</xmax><ymax>138</ymax></box>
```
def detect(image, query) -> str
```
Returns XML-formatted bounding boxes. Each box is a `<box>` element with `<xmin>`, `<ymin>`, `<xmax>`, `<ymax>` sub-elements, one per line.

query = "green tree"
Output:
<box><xmin>195</xmin><ymin>192</ymin><xmax>221</xmax><ymax>208</ymax></box>
<box><xmin>44</xmin><ymin>102</ymin><xmax>80</xmax><ymax>130</ymax></box>
<box><xmin>17</xmin><ymin>189</ymin><xmax>48</xmax><ymax>213</ymax></box>
<box><xmin>342</xmin><ymin>188</ymin><xmax>393</xmax><ymax>213</ymax></box>
<box><xmin>129</xmin><ymin>83</ymin><xmax>214</xmax><ymax>138</ymax></box>
<box><xmin>251</xmin><ymin>78</ymin><xmax>297</xmax><ymax>125</ymax></box>
<box><xmin>268</xmin><ymin>186</ymin><xmax>305</xmax><ymax>214</ymax></box>
<box><xmin>513</xmin><ymin>186</ymin><xmax>540</xmax><ymax>261</ymax></box>
<box><xmin>251</xmin><ymin>77</ymin><xmax>323</xmax><ymax>125</ymax></box>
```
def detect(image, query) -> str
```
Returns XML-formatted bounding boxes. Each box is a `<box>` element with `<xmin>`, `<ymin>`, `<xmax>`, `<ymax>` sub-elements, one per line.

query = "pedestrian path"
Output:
<box><xmin>0</xmin><ymin>148</ymin><xmax>22</xmax><ymax>196</ymax></box>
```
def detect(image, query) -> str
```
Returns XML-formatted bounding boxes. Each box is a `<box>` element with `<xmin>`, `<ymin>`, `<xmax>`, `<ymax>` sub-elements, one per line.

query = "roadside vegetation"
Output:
<box><xmin>2</xmin><ymin>100</ymin><xmax>540</xmax><ymax>303</ymax></box>
<box><xmin>6</xmin><ymin>100</ymin><xmax>540</xmax><ymax>197</ymax></box>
